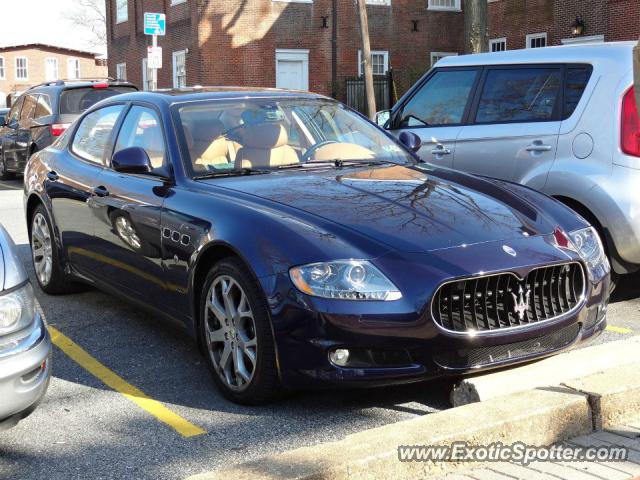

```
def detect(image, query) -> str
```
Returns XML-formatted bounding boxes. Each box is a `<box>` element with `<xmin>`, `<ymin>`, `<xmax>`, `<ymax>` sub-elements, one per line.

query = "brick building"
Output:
<box><xmin>105</xmin><ymin>0</ymin><xmax>640</xmax><ymax>103</ymax></box>
<box><xmin>106</xmin><ymin>0</ymin><xmax>464</xmax><ymax>101</ymax></box>
<box><xmin>488</xmin><ymin>0</ymin><xmax>640</xmax><ymax>52</ymax></box>
<box><xmin>0</xmin><ymin>43</ymin><xmax>107</xmax><ymax>107</ymax></box>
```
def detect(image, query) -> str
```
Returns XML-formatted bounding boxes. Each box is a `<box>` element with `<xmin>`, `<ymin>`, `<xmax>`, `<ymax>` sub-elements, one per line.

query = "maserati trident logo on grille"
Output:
<box><xmin>511</xmin><ymin>285</ymin><xmax>531</xmax><ymax>321</ymax></box>
<box><xmin>502</xmin><ymin>245</ymin><xmax>517</xmax><ymax>257</ymax></box>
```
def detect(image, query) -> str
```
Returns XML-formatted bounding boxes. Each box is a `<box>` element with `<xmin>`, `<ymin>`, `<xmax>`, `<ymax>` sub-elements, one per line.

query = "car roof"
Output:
<box><xmin>436</xmin><ymin>41</ymin><xmax>636</xmax><ymax>68</ymax></box>
<box><xmin>108</xmin><ymin>87</ymin><xmax>334</xmax><ymax>106</ymax></box>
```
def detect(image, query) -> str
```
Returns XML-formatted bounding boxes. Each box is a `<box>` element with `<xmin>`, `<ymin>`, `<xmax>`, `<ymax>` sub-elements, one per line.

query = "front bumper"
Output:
<box><xmin>0</xmin><ymin>315</ymin><xmax>52</xmax><ymax>430</ymax></box>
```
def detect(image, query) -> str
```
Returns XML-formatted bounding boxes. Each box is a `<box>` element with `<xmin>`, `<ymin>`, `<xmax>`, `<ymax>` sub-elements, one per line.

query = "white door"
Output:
<box><xmin>276</xmin><ymin>50</ymin><xmax>309</xmax><ymax>91</ymax></box>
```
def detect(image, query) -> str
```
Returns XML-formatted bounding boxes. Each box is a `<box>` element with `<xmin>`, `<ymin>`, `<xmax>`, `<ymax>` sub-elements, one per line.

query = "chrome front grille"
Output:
<box><xmin>432</xmin><ymin>263</ymin><xmax>585</xmax><ymax>333</ymax></box>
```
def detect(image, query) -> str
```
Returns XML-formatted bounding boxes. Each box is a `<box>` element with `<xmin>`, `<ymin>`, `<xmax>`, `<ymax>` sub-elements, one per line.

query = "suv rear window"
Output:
<box><xmin>59</xmin><ymin>87</ymin><xmax>136</xmax><ymax>114</ymax></box>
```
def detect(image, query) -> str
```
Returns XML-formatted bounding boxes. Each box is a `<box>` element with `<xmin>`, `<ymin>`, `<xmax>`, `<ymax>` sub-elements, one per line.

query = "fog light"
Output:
<box><xmin>329</xmin><ymin>348</ymin><xmax>350</xmax><ymax>367</ymax></box>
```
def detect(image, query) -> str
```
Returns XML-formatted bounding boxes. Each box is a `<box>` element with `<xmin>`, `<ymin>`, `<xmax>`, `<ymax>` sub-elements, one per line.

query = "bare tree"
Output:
<box><xmin>464</xmin><ymin>0</ymin><xmax>488</xmax><ymax>54</ymax></box>
<box><xmin>356</xmin><ymin>0</ymin><xmax>376</xmax><ymax>120</ymax></box>
<box><xmin>67</xmin><ymin>0</ymin><xmax>107</xmax><ymax>50</ymax></box>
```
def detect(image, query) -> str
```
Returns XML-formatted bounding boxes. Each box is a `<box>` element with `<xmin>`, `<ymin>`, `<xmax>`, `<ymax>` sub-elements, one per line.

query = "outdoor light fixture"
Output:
<box><xmin>571</xmin><ymin>16</ymin><xmax>585</xmax><ymax>36</ymax></box>
<box><xmin>412</xmin><ymin>20</ymin><xmax>419</xmax><ymax>32</ymax></box>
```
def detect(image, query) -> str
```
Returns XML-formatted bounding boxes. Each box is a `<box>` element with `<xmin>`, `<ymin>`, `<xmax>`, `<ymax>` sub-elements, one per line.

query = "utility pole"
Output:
<box><xmin>356</xmin><ymin>0</ymin><xmax>376</xmax><ymax>120</ymax></box>
<box><xmin>464</xmin><ymin>0</ymin><xmax>489</xmax><ymax>54</ymax></box>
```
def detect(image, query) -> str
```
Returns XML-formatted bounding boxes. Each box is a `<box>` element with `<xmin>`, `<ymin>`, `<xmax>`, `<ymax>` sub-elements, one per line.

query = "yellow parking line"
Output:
<box><xmin>48</xmin><ymin>326</ymin><xmax>206</xmax><ymax>438</ymax></box>
<box><xmin>606</xmin><ymin>325</ymin><xmax>633</xmax><ymax>334</ymax></box>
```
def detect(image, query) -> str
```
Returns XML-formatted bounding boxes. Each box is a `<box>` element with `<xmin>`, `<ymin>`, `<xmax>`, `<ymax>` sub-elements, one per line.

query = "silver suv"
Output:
<box><xmin>379</xmin><ymin>41</ymin><xmax>640</xmax><ymax>281</ymax></box>
<box><xmin>0</xmin><ymin>224</ymin><xmax>51</xmax><ymax>430</ymax></box>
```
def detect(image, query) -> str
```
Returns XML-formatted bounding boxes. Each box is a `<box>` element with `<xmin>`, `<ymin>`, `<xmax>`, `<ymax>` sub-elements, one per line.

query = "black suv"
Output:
<box><xmin>0</xmin><ymin>79</ymin><xmax>137</xmax><ymax>180</ymax></box>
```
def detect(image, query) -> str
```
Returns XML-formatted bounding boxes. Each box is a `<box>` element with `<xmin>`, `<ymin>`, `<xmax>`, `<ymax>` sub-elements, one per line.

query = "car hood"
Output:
<box><xmin>211</xmin><ymin>164</ymin><xmax>559</xmax><ymax>253</ymax></box>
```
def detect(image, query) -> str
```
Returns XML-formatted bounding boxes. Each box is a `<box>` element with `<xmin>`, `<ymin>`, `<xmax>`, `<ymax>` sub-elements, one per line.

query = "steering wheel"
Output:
<box><xmin>301</xmin><ymin>140</ymin><xmax>339</xmax><ymax>162</ymax></box>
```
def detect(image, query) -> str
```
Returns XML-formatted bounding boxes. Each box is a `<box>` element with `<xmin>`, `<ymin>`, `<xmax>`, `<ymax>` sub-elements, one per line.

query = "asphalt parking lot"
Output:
<box><xmin>0</xmin><ymin>176</ymin><xmax>638</xmax><ymax>480</ymax></box>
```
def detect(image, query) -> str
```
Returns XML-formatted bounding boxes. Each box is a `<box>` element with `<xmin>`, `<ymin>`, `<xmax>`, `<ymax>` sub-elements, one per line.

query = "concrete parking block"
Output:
<box><xmin>451</xmin><ymin>336</ymin><xmax>640</xmax><ymax>407</ymax></box>
<box><xmin>563</xmin><ymin>366</ymin><xmax>640</xmax><ymax>430</ymax></box>
<box><xmin>187</xmin><ymin>388</ymin><xmax>591</xmax><ymax>480</ymax></box>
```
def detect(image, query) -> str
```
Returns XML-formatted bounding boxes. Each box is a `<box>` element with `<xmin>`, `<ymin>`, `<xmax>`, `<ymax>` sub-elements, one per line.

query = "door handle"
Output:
<box><xmin>46</xmin><ymin>171</ymin><xmax>58</xmax><ymax>182</ymax></box>
<box><xmin>431</xmin><ymin>144</ymin><xmax>452</xmax><ymax>155</ymax></box>
<box><xmin>93</xmin><ymin>186</ymin><xmax>110</xmax><ymax>197</ymax></box>
<box><xmin>525</xmin><ymin>141</ymin><xmax>552</xmax><ymax>152</ymax></box>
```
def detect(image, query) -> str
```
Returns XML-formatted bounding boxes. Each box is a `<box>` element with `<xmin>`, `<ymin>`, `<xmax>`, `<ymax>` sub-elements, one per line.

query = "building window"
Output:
<box><xmin>428</xmin><ymin>0</ymin><xmax>461</xmax><ymax>11</ymax></box>
<box><xmin>45</xmin><ymin>58</ymin><xmax>59</xmax><ymax>81</ymax></box>
<box><xmin>15</xmin><ymin>57</ymin><xmax>28</xmax><ymax>80</ymax></box>
<box><xmin>170</xmin><ymin>0</ymin><xmax>186</xmax><ymax>4</ymax></box>
<box><xmin>366</xmin><ymin>0</ymin><xmax>390</xmax><ymax>5</ymax></box>
<box><xmin>116</xmin><ymin>63</ymin><xmax>127</xmax><ymax>81</ymax></box>
<box><xmin>358</xmin><ymin>50</ymin><xmax>389</xmax><ymax>76</ymax></box>
<box><xmin>172</xmin><ymin>50</ymin><xmax>187</xmax><ymax>88</ymax></box>
<box><xmin>490</xmin><ymin>38</ymin><xmax>507</xmax><ymax>52</ymax></box>
<box><xmin>115</xmin><ymin>0</ymin><xmax>128</xmax><ymax>23</ymax></box>
<box><xmin>0</xmin><ymin>57</ymin><xmax>5</xmax><ymax>80</ymax></box>
<box><xmin>526</xmin><ymin>33</ymin><xmax>547</xmax><ymax>49</ymax></box>
<box><xmin>67</xmin><ymin>58</ymin><xmax>81</xmax><ymax>79</ymax></box>
<box><xmin>430</xmin><ymin>51</ymin><xmax>457</xmax><ymax>67</ymax></box>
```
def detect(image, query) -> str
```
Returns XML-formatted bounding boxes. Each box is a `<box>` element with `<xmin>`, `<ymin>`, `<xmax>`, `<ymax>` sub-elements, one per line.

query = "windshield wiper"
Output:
<box><xmin>275</xmin><ymin>159</ymin><xmax>403</xmax><ymax>170</ymax></box>
<box><xmin>194</xmin><ymin>168</ymin><xmax>270</xmax><ymax>179</ymax></box>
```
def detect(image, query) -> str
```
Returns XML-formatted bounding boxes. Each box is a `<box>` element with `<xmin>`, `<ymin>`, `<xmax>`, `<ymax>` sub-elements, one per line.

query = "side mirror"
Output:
<box><xmin>375</xmin><ymin>109</ymin><xmax>391</xmax><ymax>128</ymax></box>
<box><xmin>399</xmin><ymin>131</ymin><xmax>422</xmax><ymax>153</ymax></box>
<box><xmin>112</xmin><ymin>146</ymin><xmax>152</xmax><ymax>174</ymax></box>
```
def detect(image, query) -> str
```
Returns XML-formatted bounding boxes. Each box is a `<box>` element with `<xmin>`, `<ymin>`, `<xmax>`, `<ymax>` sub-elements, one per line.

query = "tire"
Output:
<box><xmin>198</xmin><ymin>258</ymin><xmax>281</xmax><ymax>405</ymax></box>
<box><xmin>29</xmin><ymin>205</ymin><xmax>81</xmax><ymax>295</ymax></box>
<box><xmin>0</xmin><ymin>154</ymin><xmax>15</xmax><ymax>181</ymax></box>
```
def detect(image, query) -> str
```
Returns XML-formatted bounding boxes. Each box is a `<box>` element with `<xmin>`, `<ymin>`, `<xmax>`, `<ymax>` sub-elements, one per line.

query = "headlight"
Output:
<box><xmin>0</xmin><ymin>282</ymin><xmax>36</xmax><ymax>335</ymax></box>
<box><xmin>569</xmin><ymin>227</ymin><xmax>610</xmax><ymax>282</ymax></box>
<box><xmin>289</xmin><ymin>260</ymin><xmax>402</xmax><ymax>301</ymax></box>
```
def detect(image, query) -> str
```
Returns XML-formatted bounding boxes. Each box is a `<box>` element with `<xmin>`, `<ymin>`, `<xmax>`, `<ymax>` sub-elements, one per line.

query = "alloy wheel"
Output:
<box><xmin>204</xmin><ymin>275</ymin><xmax>258</xmax><ymax>391</ymax></box>
<box><xmin>31</xmin><ymin>212</ymin><xmax>53</xmax><ymax>286</ymax></box>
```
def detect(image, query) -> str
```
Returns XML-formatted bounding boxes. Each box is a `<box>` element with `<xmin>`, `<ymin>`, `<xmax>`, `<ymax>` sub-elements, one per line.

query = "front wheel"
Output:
<box><xmin>0</xmin><ymin>155</ymin><xmax>15</xmax><ymax>180</ymax></box>
<box><xmin>199</xmin><ymin>258</ymin><xmax>281</xmax><ymax>405</ymax></box>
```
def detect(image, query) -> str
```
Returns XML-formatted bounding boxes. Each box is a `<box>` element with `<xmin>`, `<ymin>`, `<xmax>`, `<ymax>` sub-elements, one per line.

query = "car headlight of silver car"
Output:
<box><xmin>569</xmin><ymin>227</ymin><xmax>610</xmax><ymax>282</ymax></box>
<box><xmin>289</xmin><ymin>260</ymin><xmax>402</xmax><ymax>301</ymax></box>
<box><xmin>0</xmin><ymin>282</ymin><xmax>36</xmax><ymax>335</ymax></box>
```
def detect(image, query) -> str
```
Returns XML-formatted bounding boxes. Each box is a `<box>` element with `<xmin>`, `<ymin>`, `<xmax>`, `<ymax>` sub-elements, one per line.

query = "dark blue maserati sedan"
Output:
<box><xmin>23</xmin><ymin>88</ymin><xmax>610</xmax><ymax>404</ymax></box>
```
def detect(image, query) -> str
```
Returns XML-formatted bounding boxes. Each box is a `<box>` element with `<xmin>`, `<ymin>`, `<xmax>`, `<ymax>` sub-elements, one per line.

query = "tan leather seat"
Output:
<box><xmin>184</xmin><ymin>119</ymin><xmax>241</xmax><ymax>168</ymax></box>
<box><xmin>234</xmin><ymin>123</ymin><xmax>299</xmax><ymax>169</ymax></box>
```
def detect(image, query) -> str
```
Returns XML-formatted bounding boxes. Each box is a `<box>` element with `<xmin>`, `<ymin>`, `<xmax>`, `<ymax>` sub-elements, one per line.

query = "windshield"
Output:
<box><xmin>59</xmin><ymin>86</ymin><xmax>137</xmax><ymax>115</ymax></box>
<box><xmin>176</xmin><ymin>98</ymin><xmax>414</xmax><ymax>176</ymax></box>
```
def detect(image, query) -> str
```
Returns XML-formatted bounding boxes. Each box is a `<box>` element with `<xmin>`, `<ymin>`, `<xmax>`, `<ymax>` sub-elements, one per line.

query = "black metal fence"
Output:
<box><xmin>345</xmin><ymin>69</ymin><xmax>395</xmax><ymax>115</ymax></box>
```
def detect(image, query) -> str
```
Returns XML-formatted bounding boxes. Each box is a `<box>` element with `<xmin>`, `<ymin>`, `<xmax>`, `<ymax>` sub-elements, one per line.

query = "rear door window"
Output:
<box><xmin>71</xmin><ymin>105</ymin><xmax>125</xmax><ymax>164</ymax></box>
<box><xmin>474</xmin><ymin>67</ymin><xmax>562</xmax><ymax>124</ymax></box>
<box><xmin>19</xmin><ymin>95</ymin><xmax>38</xmax><ymax>122</ymax></box>
<box><xmin>35</xmin><ymin>94</ymin><xmax>53</xmax><ymax>119</ymax></box>
<box><xmin>397</xmin><ymin>69</ymin><xmax>478</xmax><ymax>127</ymax></box>
<box><xmin>60</xmin><ymin>87</ymin><xmax>137</xmax><ymax>115</ymax></box>
<box><xmin>563</xmin><ymin>65</ymin><xmax>593</xmax><ymax>119</ymax></box>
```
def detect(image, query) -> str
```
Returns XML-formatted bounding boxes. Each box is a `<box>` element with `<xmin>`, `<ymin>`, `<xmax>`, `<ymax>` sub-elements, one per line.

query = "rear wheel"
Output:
<box><xmin>30</xmin><ymin>205</ymin><xmax>80</xmax><ymax>294</ymax></box>
<box><xmin>199</xmin><ymin>258</ymin><xmax>281</xmax><ymax>404</ymax></box>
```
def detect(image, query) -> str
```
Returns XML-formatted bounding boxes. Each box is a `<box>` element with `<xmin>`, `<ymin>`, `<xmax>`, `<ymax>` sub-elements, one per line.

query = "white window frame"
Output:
<box><xmin>172</xmin><ymin>50</ymin><xmax>187</xmax><ymax>88</ymax></box>
<box><xmin>489</xmin><ymin>38</ymin><xmax>507</xmax><ymax>52</ymax></box>
<box><xmin>67</xmin><ymin>58</ymin><xmax>81</xmax><ymax>79</ymax></box>
<box><xmin>526</xmin><ymin>32</ymin><xmax>548</xmax><ymax>49</ymax></box>
<box><xmin>560</xmin><ymin>34</ymin><xmax>604</xmax><ymax>45</ymax></box>
<box><xmin>428</xmin><ymin>0</ymin><xmax>461</xmax><ymax>12</ymax></box>
<box><xmin>170</xmin><ymin>0</ymin><xmax>186</xmax><ymax>4</ymax></box>
<box><xmin>44</xmin><ymin>57</ymin><xmax>59</xmax><ymax>81</ymax></box>
<box><xmin>358</xmin><ymin>50</ymin><xmax>389</xmax><ymax>76</ymax></box>
<box><xmin>115</xmin><ymin>0</ymin><xmax>128</xmax><ymax>23</ymax></box>
<box><xmin>0</xmin><ymin>57</ymin><xmax>5</xmax><ymax>80</ymax></box>
<box><xmin>366</xmin><ymin>0</ymin><xmax>391</xmax><ymax>5</ymax></box>
<box><xmin>275</xmin><ymin>49</ymin><xmax>310</xmax><ymax>91</ymax></box>
<box><xmin>116</xmin><ymin>62</ymin><xmax>127</xmax><ymax>81</ymax></box>
<box><xmin>15</xmin><ymin>57</ymin><xmax>28</xmax><ymax>80</ymax></box>
<box><xmin>430</xmin><ymin>51</ymin><xmax>457</xmax><ymax>67</ymax></box>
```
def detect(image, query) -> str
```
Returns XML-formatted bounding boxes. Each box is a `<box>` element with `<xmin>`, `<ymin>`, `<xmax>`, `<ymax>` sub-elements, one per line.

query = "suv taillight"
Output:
<box><xmin>50</xmin><ymin>123</ymin><xmax>70</xmax><ymax>137</ymax></box>
<box><xmin>621</xmin><ymin>87</ymin><xmax>640</xmax><ymax>157</ymax></box>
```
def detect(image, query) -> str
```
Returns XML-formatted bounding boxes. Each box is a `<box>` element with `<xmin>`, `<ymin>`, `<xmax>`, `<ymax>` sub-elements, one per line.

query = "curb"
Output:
<box><xmin>186</xmin><ymin>337</ymin><xmax>640</xmax><ymax>480</ymax></box>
